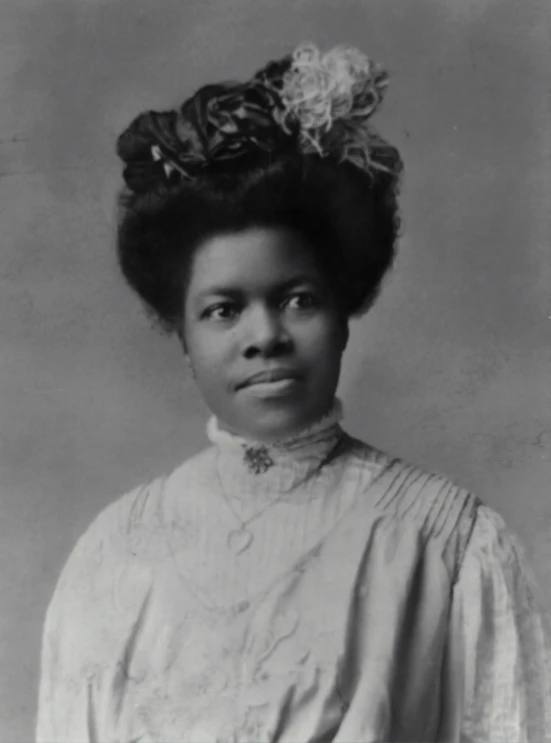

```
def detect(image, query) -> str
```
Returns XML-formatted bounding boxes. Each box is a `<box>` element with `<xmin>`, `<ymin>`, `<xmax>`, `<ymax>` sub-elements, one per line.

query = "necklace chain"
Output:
<box><xmin>215</xmin><ymin>432</ymin><xmax>346</xmax><ymax>556</ymax></box>
<box><xmin>215</xmin><ymin>451</ymin><xmax>293</xmax><ymax>556</ymax></box>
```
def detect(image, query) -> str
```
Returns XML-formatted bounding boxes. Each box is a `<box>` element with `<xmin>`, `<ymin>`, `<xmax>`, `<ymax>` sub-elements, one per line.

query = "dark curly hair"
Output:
<box><xmin>115</xmin><ymin>49</ymin><xmax>403</xmax><ymax>334</ymax></box>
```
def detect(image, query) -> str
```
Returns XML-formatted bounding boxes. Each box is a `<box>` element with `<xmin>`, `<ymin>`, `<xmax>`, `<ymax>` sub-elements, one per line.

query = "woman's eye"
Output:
<box><xmin>203</xmin><ymin>294</ymin><xmax>317</xmax><ymax>320</ymax></box>
<box><xmin>285</xmin><ymin>293</ymin><xmax>318</xmax><ymax>310</ymax></box>
<box><xmin>204</xmin><ymin>303</ymin><xmax>238</xmax><ymax>321</ymax></box>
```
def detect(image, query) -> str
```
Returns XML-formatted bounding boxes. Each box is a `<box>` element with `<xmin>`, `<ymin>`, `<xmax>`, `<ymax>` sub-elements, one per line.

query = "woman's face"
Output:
<box><xmin>181</xmin><ymin>226</ymin><xmax>349</xmax><ymax>442</ymax></box>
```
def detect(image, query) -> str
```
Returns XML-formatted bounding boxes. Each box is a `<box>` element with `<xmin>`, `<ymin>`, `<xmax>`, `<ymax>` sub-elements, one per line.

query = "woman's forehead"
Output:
<box><xmin>189</xmin><ymin>228</ymin><xmax>324</xmax><ymax>293</ymax></box>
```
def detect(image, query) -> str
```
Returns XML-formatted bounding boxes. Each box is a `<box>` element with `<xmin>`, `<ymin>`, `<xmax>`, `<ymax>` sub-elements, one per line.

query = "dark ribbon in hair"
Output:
<box><xmin>117</xmin><ymin>57</ymin><xmax>297</xmax><ymax>193</ymax></box>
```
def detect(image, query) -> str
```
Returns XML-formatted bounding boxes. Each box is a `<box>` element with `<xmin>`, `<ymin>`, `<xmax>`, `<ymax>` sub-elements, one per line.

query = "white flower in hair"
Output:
<box><xmin>279</xmin><ymin>42</ymin><xmax>390</xmax><ymax>170</ymax></box>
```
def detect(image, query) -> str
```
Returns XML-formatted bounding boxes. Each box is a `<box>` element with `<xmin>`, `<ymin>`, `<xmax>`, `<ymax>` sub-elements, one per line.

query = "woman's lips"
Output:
<box><xmin>240</xmin><ymin>377</ymin><xmax>301</xmax><ymax>397</ymax></box>
<box><xmin>238</xmin><ymin>369</ymin><xmax>302</xmax><ymax>389</ymax></box>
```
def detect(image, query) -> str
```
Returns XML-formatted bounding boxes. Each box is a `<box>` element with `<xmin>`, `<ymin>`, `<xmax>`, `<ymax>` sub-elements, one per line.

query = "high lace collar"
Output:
<box><xmin>206</xmin><ymin>397</ymin><xmax>346</xmax><ymax>497</ymax></box>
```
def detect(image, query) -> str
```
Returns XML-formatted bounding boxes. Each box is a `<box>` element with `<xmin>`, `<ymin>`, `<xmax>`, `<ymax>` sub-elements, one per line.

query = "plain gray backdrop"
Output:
<box><xmin>1</xmin><ymin>1</ymin><xmax>550</xmax><ymax>740</ymax></box>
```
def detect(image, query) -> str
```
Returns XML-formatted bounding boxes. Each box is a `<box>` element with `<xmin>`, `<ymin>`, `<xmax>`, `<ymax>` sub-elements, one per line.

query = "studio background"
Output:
<box><xmin>1</xmin><ymin>1</ymin><xmax>549</xmax><ymax>739</ymax></box>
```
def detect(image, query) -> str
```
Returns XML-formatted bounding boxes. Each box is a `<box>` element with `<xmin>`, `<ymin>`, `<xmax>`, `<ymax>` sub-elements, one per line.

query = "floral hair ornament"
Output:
<box><xmin>273</xmin><ymin>42</ymin><xmax>391</xmax><ymax>174</ymax></box>
<box><xmin>117</xmin><ymin>41</ymin><xmax>394</xmax><ymax>193</ymax></box>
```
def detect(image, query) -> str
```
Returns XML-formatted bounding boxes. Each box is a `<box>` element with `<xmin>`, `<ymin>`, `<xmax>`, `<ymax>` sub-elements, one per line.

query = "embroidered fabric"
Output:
<box><xmin>35</xmin><ymin>406</ymin><xmax>551</xmax><ymax>742</ymax></box>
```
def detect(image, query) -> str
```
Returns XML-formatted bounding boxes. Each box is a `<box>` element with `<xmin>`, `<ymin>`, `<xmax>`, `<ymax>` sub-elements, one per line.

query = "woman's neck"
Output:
<box><xmin>214</xmin><ymin>399</ymin><xmax>344</xmax><ymax>447</ymax></box>
<box><xmin>206</xmin><ymin>397</ymin><xmax>346</xmax><ymax>493</ymax></box>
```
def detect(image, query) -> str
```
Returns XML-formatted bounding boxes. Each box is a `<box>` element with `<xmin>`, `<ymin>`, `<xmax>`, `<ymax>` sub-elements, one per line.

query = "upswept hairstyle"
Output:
<box><xmin>115</xmin><ymin>42</ymin><xmax>404</xmax><ymax>333</ymax></box>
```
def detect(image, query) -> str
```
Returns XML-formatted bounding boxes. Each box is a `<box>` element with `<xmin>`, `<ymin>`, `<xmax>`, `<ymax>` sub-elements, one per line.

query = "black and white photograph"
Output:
<box><xmin>1</xmin><ymin>1</ymin><xmax>550</xmax><ymax>741</ymax></box>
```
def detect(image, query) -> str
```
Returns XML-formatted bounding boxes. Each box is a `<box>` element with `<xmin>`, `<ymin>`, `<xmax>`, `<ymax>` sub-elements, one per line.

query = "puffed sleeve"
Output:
<box><xmin>35</xmin><ymin>499</ymin><xmax>124</xmax><ymax>743</ymax></box>
<box><xmin>452</xmin><ymin>504</ymin><xmax>551</xmax><ymax>742</ymax></box>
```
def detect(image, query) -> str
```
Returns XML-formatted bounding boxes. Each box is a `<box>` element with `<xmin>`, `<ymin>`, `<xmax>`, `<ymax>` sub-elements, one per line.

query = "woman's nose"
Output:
<box><xmin>242</xmin><ymin>306</ymin><xmax>291</xmax><ymax>357</ymax></box>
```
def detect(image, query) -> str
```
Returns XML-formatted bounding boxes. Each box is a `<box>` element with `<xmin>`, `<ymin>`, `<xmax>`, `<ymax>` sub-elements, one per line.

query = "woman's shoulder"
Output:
<box><xmin>346</xmin><ymin>435</ymin><xmax>475</xmax><ymax>502</ymax></box>
<box><xmin>43</xmin><ymin>454</ymin><xmax>200</xmax><ymax>620</ymax></box>
<box><xmin>75</xmin><ymin>445</ymin><xmax>216</xmax><ymax>550</ymax></box>
<box><xmin>345</xmin><ymin>439</ymin><xmax>492</xmax><ymax>582</ymax></box>
<box><xmin>355</xmin><ymin>441</ymin><xmax>538</xmax><ymax>586</ymax></box>
<box><xmin>346</xmin><ymin>435</ymin><xmax>483</xmax><ymax>543</ymax></box>
<box><xmin>50</xmin><ymin>476</ymin><xmax>166</xmax><ymax>594</ymax></box>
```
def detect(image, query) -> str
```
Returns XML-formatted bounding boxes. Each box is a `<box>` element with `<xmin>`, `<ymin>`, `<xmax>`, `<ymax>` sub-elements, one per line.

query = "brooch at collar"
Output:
<box><xmin>242</xmin><ymin>444</ymin><xmax>275</xmax><ymax>474</ymax></box>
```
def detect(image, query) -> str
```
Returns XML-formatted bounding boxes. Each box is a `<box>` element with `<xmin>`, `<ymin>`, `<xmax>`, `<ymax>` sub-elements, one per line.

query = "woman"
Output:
<box><xmin>36</xmin><ymin>42</ymin><xmax>551</xmax><ymax>742</ymax></box>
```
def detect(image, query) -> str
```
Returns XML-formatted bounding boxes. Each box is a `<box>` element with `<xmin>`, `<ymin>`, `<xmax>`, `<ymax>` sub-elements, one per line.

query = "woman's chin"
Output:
<box><xmin>236</xmin><ymin>406</ymin><xmax>322</xmax><ymax>443</ymax></box>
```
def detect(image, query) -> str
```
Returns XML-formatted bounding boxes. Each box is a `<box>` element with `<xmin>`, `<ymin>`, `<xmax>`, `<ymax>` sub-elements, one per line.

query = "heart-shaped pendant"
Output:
<box><xmin>227</xmin><ymin>528</ymin><xmax>254</xmax><ymax>556</ymax></box>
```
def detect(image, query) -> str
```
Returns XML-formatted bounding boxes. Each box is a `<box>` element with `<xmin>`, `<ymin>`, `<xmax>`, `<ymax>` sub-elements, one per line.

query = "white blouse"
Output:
<box><xmin>36</xmin><ymin>400</ymin><xmax>551</xmax><ymax>741</ymax></box>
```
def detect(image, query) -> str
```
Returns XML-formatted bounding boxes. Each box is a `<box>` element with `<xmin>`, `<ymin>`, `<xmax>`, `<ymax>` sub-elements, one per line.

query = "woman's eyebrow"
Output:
<box><xmin>196</xmin><ymin>275</ymin><xmax>319</xmax><ymax>300</ymax></box>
